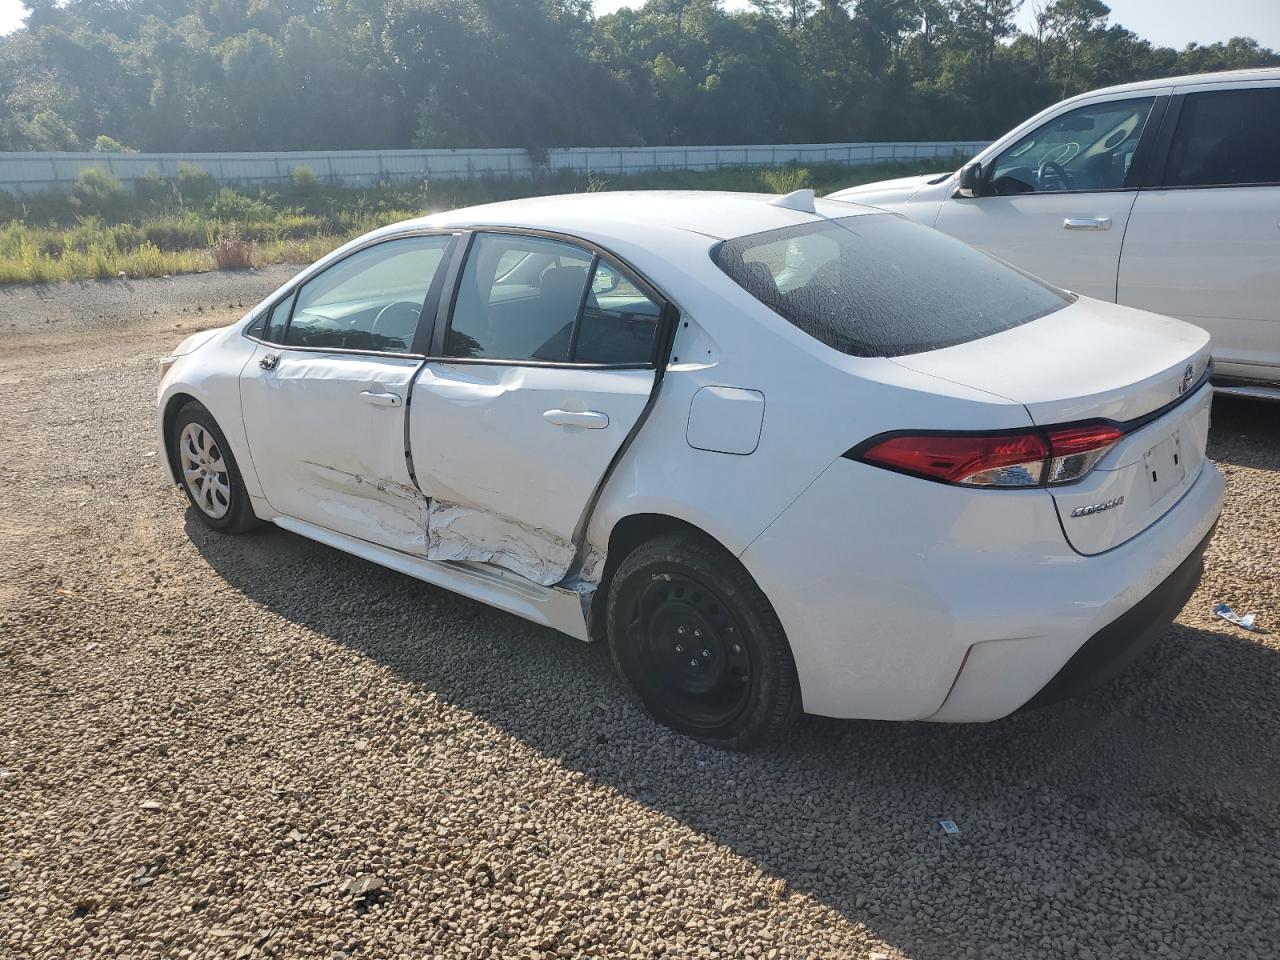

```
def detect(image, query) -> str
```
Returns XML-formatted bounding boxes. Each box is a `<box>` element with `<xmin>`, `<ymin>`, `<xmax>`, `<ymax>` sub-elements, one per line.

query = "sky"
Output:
<box><xmin>0</xmin><ymin>0</ymin><xmax>1277</xmax><ymax>48</ymax></box>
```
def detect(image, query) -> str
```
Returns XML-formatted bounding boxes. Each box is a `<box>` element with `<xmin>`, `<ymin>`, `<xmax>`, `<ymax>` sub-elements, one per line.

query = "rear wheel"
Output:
<box><xmin>606</xmin><ymin>532</ymin><xmax>800</xmax><ymax>750</ymax></box>
<box><xmin>171</xmin><ymin>401</ymin><xmax>259</xmax><ymax>534</ymax></box>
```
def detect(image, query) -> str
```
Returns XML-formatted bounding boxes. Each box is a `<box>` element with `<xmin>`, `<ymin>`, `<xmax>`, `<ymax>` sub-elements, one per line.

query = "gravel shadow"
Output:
<box><xmin>187</xmin><ymin>502</ymin><xmax>1280</xmax><ymax>960</ymax></box>
<box><xmin>1207</xmin><ymin>394</ymin><xmax>1280</xmax><ymax>470</ymax></box>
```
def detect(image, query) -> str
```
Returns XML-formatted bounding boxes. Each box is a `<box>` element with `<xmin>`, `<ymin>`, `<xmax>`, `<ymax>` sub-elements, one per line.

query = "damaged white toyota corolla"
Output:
<box><xmin>158</xmin><ymin>190</ymin><xmax>1224</xmax><ymax>749</ymax></box>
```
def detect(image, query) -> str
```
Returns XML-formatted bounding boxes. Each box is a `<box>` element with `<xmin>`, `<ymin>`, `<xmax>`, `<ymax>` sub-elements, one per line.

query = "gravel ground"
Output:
<box><xmin>1</xmin><ymin>272</ymin><xmax>1279</xmax><ymax>960</ymax></box>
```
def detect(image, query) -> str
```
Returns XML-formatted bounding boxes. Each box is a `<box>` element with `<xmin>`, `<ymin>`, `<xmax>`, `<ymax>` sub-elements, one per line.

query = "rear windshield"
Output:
<box><xmin>712</xmin><ymin>214</ymin><xmax>1071</xmax><ymax>358</ymax></box>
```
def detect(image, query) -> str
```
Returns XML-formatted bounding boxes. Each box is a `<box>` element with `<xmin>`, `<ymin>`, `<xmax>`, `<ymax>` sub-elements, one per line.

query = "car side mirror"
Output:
<box><xmin>592</xmin><ymin>269</ymin><xmax>621</xmax><ymax>295</ymax></box>
<box><xmin>957</xmin><ymin>162</ymin><xmax>984</xmax><ymax>198</ymax></box>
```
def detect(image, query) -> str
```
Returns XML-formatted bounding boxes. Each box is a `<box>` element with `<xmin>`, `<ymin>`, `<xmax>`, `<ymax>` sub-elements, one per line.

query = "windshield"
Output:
<box><xmin>712</xmin><ymin>214</ymin><xmax>1072</xmax><ymax>358</ymax></box>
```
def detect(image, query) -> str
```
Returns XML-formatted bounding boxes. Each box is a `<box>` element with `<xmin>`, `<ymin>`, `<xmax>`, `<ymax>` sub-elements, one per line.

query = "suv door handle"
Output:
<box><xmin>543</xmin><ymin>409</ymin><xmax>609</xmax><ymax>429</ymax></box>
<box><xmin>1063</xmin><ymin>217</ymin><xmax>1112</xmax><ymax>231</ymax></box>
<box><xmin>360</xmin><ymin>390</ymin><xmax>403</xmax><ymax>407</ymax></box>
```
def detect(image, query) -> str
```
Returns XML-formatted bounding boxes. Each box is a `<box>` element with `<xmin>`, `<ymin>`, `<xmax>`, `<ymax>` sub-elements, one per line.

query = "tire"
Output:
<box><xmin>606</xmin><ymin>531</ymin><xmax>801</xmax><ymax>750</ymax></box>
<box><xmin>170</xmin><ymin>401</ymin><xmax>259</xmax><ymax>534</ymax></box>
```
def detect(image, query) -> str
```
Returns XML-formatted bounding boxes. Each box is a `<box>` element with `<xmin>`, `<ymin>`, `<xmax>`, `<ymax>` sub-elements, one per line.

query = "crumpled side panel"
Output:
<box><xmin>304</xmin><ymin>461</ymin><xmax>429</xmax><ymax>551</ymax></box>
<box><xmin>426</xmin><ymin>500</ymin><xmax>576</xmax><ymax>587</ymax></box>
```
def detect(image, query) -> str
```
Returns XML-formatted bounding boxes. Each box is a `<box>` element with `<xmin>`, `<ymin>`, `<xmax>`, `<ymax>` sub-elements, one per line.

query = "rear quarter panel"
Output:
<box><xmin>584</xmin><ymin>226</ymin><xmax>1040</xmax><ymax>574</ymax></box>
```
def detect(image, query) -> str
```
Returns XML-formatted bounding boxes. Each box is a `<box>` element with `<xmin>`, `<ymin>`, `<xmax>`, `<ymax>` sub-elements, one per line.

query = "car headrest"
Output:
<box><xmin>541</xmin><ymin>266</ymin><xmax>588</xmax><ymax>305</ymax></box>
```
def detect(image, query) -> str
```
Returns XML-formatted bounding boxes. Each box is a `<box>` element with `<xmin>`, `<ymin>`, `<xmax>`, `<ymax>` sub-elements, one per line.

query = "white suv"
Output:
<box><xmin>830</xmin><ymin>69</ymin><xmax>1280</xmax><ymax>399</ymax></box>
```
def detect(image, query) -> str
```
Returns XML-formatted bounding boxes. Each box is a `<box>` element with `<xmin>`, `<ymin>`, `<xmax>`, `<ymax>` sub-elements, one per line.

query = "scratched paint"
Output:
<box><xmin>426</xmin><ymin>500</ymin><xmax>577</xmax><ymax>586</ymax></box>
<box><xmin>304</xmin><ymin>461</ymin><xmax>428</xmax><ymax>549</ymax></box>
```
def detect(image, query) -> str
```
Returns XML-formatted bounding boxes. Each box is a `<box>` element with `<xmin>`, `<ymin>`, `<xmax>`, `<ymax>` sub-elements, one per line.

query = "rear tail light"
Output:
<box><xmin>854</xmin><ymin>424</ymin><xmax>1123</xmax><ymax>488</ymax></box>
<box><xmin>1042</xmin><ymin>424</ymin><xmax>1123</xmax><ymax>484</ymax></box>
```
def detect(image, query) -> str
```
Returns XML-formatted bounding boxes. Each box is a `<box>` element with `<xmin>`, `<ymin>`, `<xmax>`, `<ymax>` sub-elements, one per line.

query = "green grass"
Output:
<box><xmin>0</xmin><ymin>159</ymin><xmax>954</xmax><ymax>285</ymax></box>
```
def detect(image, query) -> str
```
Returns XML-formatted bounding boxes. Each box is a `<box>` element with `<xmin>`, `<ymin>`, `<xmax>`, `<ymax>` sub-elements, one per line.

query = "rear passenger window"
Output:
<box><xmin>447</xmin><ymin>234</ymin><xmax>592</xmax><ymax>361</ymax></box>
<box><xmin>445</xmin><ymin>234</ymin><xmax>661</xmax><ymax>365</ymax></box>
<box><xmin>574</xmin><ymin>262</ymin><xmax>662</xmax><ymax>365</ymax></box>
<box><xmin>1164</xmin><ymin>88</ymin><xmax>1280</xmax><ymax>187</ymax></box>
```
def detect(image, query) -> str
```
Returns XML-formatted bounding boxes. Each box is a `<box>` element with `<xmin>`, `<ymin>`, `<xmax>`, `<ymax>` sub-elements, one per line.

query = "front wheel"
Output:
<box><xmin>606</xmin><ymin>532</ymin><xmax>801</xmax><ymax>750</ymax></box>
<box><xmin>171</xmin><ymin>401</ymin><xmax>259</xmax><ymax>534</ymax></box>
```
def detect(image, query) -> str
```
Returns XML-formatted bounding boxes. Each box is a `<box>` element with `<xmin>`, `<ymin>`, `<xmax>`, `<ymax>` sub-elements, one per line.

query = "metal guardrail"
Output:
<box><xmin>0</xmin><ymin>141</ymin><xmax>989</xmax><ymax>194</ymax></box>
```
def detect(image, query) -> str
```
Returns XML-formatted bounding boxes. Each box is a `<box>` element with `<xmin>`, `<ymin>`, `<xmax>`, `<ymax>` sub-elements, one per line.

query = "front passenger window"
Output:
<box><xmin>282</xmin><ymin>235</ymin><xmax>449</xmax><ymax>352</ymax></box>
<box><xmin>989</xmin><ymin>98</ymin><xmax>1155</xmax><ymax>195</ymax></box>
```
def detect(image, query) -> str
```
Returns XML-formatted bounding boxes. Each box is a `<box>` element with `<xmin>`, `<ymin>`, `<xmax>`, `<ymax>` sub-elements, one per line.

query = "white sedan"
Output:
<box><xmin>158</xmin><ymin>191</ymin><xmax>1224</xmax><ymax>749</ymax></box>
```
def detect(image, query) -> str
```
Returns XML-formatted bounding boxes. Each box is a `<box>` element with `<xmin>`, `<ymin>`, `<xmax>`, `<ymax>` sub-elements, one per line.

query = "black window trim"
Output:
<box><xmin>240</xmin><ymin>228</ymin><xmax>459</xmax><ymax>360</ymax></box>
<box><xmin>424</xmin><ymin>225</ymin><xmax>675</xmax><ymax>371</ymax></box>
<box><xmin>1146</xmin><ymin>86</ymin><xmax>1280</xmax><ymax>191</ymax></box>
<box><xmin>968</xmin><ymin>94</ymin><xmax>1168</xmax><ymax>199</ymax></box>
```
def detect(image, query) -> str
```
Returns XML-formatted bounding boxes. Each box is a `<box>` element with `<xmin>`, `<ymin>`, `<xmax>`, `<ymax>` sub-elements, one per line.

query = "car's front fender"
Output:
<box><xmin>157</xmin><ymin>329</ymin><xmax>264</xmax><ymax>499</ymax></box>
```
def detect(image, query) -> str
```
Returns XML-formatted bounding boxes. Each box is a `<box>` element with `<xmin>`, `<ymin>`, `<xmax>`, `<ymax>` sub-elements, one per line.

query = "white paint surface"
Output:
<box><xmin>686</xmin><ymin>386</ymin><xmax>765</xmax><ymax>455</ymax></box>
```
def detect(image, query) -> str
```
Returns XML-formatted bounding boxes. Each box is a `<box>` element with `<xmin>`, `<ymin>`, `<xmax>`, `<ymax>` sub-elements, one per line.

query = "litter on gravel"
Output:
<box><xmin>1213</xmin><ymin>602</ymin><xmax>1262</xmax><ymax>632</ymax></box>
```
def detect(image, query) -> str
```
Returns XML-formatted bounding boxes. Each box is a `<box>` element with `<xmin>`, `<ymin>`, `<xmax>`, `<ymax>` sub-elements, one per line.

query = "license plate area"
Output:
<box><xmin>1143</xmin><ymin>429</ymin><xmax>1185</xmax><ymax>506</ymax></box>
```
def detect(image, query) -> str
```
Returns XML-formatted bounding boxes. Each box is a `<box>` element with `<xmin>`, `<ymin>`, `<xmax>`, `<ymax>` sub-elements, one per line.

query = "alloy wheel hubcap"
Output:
<box><xmin>178</xmin><ymin>422</ymin><xmax>231</xmax><ymax>519</ymax></box>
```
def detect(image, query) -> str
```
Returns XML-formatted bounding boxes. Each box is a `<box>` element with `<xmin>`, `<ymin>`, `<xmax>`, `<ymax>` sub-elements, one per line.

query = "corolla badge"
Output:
<box><xmin>1178</xmin><ymin>363</ymin><xmax>1195</xmax><ymax>396</ymax></box>
<box><xmin>1071</xmin><ymin>496</ymin><xmax>1125</xmax><ymax>518</ymax></box>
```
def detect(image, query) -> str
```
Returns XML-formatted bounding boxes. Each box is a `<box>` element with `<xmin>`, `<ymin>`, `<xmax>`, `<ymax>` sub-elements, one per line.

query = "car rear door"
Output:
<box><xmin>239</xmin><ymin>233</ymin><xmax>454</xmax><ymax>553</ymax></box>
<box><xmin>1117</xmin><ymin>79</ymin><xmax>1280</xmax><ymax>385</ymax></box>
<box><xmin>408</xmin><ymin>230</ymin><xmax>670</xmax><ymax>586</ymax></box>
<box><xmin>934</xmin><ymin>92</ymin><xmax>1169</xmax><ymax>300</ymax></box>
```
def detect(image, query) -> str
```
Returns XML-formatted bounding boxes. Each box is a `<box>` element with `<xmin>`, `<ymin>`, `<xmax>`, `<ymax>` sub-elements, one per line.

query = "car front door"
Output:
<box><xmin>408</xmin><ymin>230</ymin><xmax>669</xmax><ymax>586</ymax></box>
<box><xmin>934</xmin><ymin>94</ymin><xmax>1167</xmax><ymax>300</ymax></box>
<box><xmin>239</xmin><ymin>233</ymin><xmax>454</xmax><ymax>552</ymax></box>
<box><xmin>1118</xmin><ymin>80</ymin><xmax>1280</xmax><ymax>384</ymax></box>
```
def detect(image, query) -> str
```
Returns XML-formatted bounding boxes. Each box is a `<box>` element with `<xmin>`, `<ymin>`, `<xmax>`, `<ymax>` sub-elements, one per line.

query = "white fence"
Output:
<box><xmin>0</xmin><ymin>141</ymin><xmax>988</xmax><ymax>194</ymax></box>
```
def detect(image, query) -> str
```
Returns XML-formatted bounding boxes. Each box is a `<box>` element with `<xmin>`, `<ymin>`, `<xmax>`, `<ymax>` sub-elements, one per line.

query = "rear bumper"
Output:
<box><xmin>1019</xmin><ymin>522</ymin><xmax>1214</xmax><ymax>711</ymax></box>
<box><xmin>740</xmin><ymin>455</ymin><xmax>1224</xmax><ymax>722</ymax></box>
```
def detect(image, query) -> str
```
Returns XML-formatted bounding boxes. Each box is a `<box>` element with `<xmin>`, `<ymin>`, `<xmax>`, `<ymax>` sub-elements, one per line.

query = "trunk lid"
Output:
<box><xmin>892</xmin><ymin>297</ymin><xmax>1214</xmax><ymax>554</ymax></box>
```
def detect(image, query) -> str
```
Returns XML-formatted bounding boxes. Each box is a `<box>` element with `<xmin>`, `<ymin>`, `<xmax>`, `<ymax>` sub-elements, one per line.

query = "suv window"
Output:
<box><xmin>1164</xmin><ymin>87</ymin><xmax>1280</xmax><ymax>187</ymax></box>
<box><xmin>281</xmin><ymin>235</ymin><xmax>450</xmax><ymax>352</ymax></box>
<box><xmin>713</xmin><ymin>214</ymin><xmax>1071</xmax><ymax>358</ymax></box>
<box><xmin>446</xmin><ymin>234</ymin><xmax>660</xmax><ymax>364</ymax></box>
<box><xmin>990</xmin><ymin>98</ymin><xmax>1155</xmax><ymax>195</ymax></box>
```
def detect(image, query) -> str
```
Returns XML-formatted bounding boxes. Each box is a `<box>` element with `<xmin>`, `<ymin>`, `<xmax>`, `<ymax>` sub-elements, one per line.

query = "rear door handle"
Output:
<box><xmin>543</xmin><ymin>409</ymin><xmax>609</xmax><ymax>429</ymax></box>
<box><xmin>360</xmin><ymin>390</ymin><xmax>403</xmax><ymax>408</ymax></box>
<box><xmin>1063</xmin><ymin>217</ymin><xmax>1112</xmax><ymax>231</ymax></box>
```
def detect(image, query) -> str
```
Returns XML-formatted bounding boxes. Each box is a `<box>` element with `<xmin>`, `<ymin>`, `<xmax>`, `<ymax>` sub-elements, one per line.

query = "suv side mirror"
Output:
<box><xmin>957</xmin><ymin>162</ymin><xmax>984</xmax><ymax>198</ymax></box>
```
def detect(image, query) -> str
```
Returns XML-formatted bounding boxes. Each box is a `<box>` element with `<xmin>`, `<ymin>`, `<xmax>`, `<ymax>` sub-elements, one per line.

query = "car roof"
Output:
<box><xmin>1064</xmin><ymin>66</ymin><xmax>1280</xmax><ymax>102</ymax></box>
<box><xmin>401</xmin><ymin>191</ymin><xmax>879</xmax><ymax>244</ymax></box>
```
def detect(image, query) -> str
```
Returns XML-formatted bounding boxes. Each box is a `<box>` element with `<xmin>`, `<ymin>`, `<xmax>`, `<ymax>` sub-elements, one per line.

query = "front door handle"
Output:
<box><xmin>1063</xmin><ymin>217</ymin><xmax>1112</xmax><ymax>231</ymax></box>
<box><xmin>543</xmin><ymin>409</ymin><xmax>609</xmax><ymax>429</ymax></box>
<box><xmin>360</xmin><ymin>390</ymin><xmax>403</xmax><ymax>408</ymax></box>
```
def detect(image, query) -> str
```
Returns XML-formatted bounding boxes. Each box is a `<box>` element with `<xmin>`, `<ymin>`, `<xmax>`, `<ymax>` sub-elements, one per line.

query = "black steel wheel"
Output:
<box><xmin>606</xmin><ymin>531</ymin><xmax>800</xmax><ymax>749</ymax></box>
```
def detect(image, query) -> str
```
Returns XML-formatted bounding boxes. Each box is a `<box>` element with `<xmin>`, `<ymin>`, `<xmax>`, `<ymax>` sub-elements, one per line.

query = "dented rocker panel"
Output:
<box><xmin>426</xmin><ymin>499</ymin><xmax>577</xmax><ymax>587</ymax></box>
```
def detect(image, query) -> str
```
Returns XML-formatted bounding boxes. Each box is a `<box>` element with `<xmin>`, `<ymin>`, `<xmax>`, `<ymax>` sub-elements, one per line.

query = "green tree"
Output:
<box><xmin>0</xmin><ymin>0</ymin><xmax>1274</xmax><ymax>154</ymax></box>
